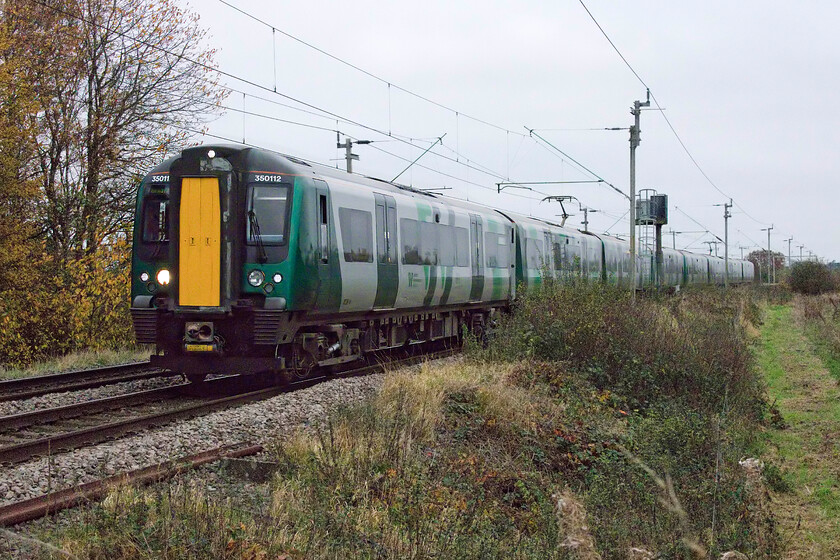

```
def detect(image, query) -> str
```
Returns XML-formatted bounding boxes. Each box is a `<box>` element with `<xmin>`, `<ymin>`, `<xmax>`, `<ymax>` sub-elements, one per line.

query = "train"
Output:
<box><xmin>130</xmin><ymin>145</ymin><xmax>755</xmax><ymax>380</ymax></box>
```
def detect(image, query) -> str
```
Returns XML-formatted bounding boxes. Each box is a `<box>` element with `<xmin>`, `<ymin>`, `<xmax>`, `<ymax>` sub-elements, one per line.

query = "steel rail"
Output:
<box><xmin>0</xmin><ymin>385</ymin><xmax>283</xmax><ymax>464</ymax></box>
<box><xmin>0</xmin><ymin>347</ymin><xmax>456</xmax><ymax>465</ymax></box>
<box><xmin>0</xmin><ymin>361</ymin><xmax>174</xmax><ymax>403</ymax></box>
<box><xmin>0</xmin><ymin>442</ymin><xmax>263</xmax><ymax>526</ymax></box>
<box><xmin>0</xmin><ymin>384</ymin><xmax>189</xmax><ymax>432</ymax></box>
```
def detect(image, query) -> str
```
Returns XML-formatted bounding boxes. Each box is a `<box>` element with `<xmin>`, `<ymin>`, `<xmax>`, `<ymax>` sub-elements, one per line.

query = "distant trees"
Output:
<box><xmin>747</xmin><ymin>249</ymin><xmax>786</xmax><ymax>283</ymax></box>
<box><xmin>0</xmin><ymin>0</ymin><xmax>226</xmax><ymax>365</ymax></box>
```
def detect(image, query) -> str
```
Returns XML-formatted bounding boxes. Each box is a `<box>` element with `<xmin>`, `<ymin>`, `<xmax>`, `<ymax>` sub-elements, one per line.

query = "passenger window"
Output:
<box><xmin>419</xmin><ymin>221</ymin><xmax>439</xmax><ymax>265</ymax></box>
<box><xmin>526</xmin><ymin>238</ymin><xmax>545</xmax><ymax>269</ymax></box>
<box><xmin>338</xmin><ymin>208</ymin><xmax>373</xmax><ymax>262</ymax></box>
<box><xmin>438</xmin><ymin>226</ymin><xmax>456</xmax><ymax>266</ymax></box>
<box><xmin>484</xmin><ymin>232</ymin><xmax>509</xmax><ymax>268</ymax></box>
<box><xmin>401</xmin><ymin>219</ymin><xmax>421</xmax><ymax>265</ymax></box>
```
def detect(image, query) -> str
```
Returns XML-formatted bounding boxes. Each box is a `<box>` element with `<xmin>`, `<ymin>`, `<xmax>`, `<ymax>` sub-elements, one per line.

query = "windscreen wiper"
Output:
<box><xmin>248</xmin><ymin>210</ymin><xmax>268</xmax><ymax>263</ymax></box>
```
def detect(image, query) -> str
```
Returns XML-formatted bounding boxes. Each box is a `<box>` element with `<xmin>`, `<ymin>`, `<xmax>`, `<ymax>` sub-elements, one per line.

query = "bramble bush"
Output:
<box><xmin>788</xmin><ymin>261</ymin><xmax>837</xmax><ymax>295</ymax></box>
<box><xmin>476</xmin><ymin>279</ymin><xmax>764</xmax><ymax>417</ymax></box>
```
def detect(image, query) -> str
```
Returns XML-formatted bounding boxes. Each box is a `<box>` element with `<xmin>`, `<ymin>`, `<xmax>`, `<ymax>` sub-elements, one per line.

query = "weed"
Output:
<box><xmin>762</xmin><ymin>463</ymin><xmax>792</xmax><ymax>493</ymax></box>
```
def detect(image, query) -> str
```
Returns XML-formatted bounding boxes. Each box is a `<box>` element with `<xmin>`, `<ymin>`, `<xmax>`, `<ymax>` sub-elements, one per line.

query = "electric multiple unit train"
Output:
<box><xmin>130</xmin><ymin>145</ymin><xmax>755</xmax><ymax>380</ymax></box>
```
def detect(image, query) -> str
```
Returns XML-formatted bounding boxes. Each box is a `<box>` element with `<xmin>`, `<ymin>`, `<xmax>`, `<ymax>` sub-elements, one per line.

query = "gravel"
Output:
<box><xmin>0</xmin><ymin>375</ymin><xmax>187</xmax><ymax>418</ymax></box>
<box><xmin>0</xmin><ymin>372</ymin><xmax>385</xmax><ymax>507</ymax></box>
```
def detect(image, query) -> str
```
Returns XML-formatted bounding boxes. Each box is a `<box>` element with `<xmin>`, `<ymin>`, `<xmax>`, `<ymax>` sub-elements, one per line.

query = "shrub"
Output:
<box><xmin>0</xmin><ymin>242</ymin><xmax>135</xmax><ymax>367</ymax></box>
<box><xmin>469</xmin><ymin>281</ymin><xmax>775</xmax><ymax>556</ymax></box>
<box><xmin>473</xmin><ymin>279</ymin><xmax>764</xmax><ymax>419</ymax></box>
<box><xmin>788</xmin><ymin>261</ymin><xmax>837</xmax><ymax>295</ymax></box>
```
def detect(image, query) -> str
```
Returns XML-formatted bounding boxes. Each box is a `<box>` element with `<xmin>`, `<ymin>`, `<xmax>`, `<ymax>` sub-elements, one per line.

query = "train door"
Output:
<box><xmin>374</xmin><ymin>193</ymin><xmax>398</xmax><ymax>308</ymax></box>
<box><xmin>179</xmin><ymin>177</ymin><xmax>220</xmax><ymax>307</ymax></box>
<box><xmin>469</xmin><ymin>214</ymin><xmax>484</xmax><ymax>301</ymax></box>
<box><xmin>313</xmin><ymin>179</ymin><xmax>340</xmax><ymax>312</ymax></box>
<box><xmin>543</xmin><ymin>230</ymin><xmax>554</xmax><ymax>275</ymax></box>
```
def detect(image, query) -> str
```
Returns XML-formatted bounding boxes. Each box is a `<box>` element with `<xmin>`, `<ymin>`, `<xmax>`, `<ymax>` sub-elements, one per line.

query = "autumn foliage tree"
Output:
<box><xmin>20</xmin><ymin>0</ymin><xmax>226</xmax><ymax>259</ymax></box>
<box><xmin>0</xmin><ymin>0</ymin><xmax>226</xmax><ymax>366</ymax></box>
<box><xmin>0</xmin><ymin>4</ymin><xmax>40</xmax><ymax>293</ymax></box>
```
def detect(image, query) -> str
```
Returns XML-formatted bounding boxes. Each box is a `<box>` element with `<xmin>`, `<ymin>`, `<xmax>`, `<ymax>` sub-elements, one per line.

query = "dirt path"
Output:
<box><xmin>757</xmin><ymin>304</ymin><xmax>840</xmax><ymax>558</ymax></box>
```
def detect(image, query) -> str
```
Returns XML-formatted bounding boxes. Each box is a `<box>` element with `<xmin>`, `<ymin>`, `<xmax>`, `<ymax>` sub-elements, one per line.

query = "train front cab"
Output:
<box><xmin>131</xmin><ymin>146</ymin><xmax>305</xmax><ymax>379</ymax></box>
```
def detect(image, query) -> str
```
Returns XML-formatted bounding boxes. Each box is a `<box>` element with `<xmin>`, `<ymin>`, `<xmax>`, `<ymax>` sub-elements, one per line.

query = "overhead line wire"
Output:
<box><xmin>527</xmin><ymin>128</ymin><xmax>627</xmax><ymax>199</ymax></box>
<box><xmin>604</xmin><ymin>210</ymin><xmax>629</xmax><ymax>234</ymax></box>
<box><xmin>216</xmin><ymin>0</ymin><xmax>527</xmax><ymax>137</ymax></box>
<box><xmin>175</xmin><ymin>122</ymin><xmax>551</xmax><ymax>203</ymax></box>
<box><xmin>577</xmin><ymin>0</ymin><xmax>769</xmax><ymax>226</ymax></box>
<box><xmin>214</xmin><ymin>0</ymin><xmax>623</xmax><ymax>199</ymax></box>
<box><xmin>35</xmin><ymin>0</ymin><xmax>625</xmax><ymax>215</ymax></box>
<box><xmin>674</xmin><ymin>206</ymin><xmax>722</xmax><ymax>243</ymax></box>
<box><xmin>30</xmin><ymin>0</ymin><xmax>519</xmax><ymax>186</ymax></box>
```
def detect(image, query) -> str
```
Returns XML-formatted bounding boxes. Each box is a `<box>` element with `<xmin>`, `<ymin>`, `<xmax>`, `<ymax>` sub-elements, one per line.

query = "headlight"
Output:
<box><xmin>248</xmin><ymin>270</ymin><xmax>265</xmax><ymax>287</ymax></box>
<box><xmin>156</xmin><ymin>269</ymin><xmax>171</xmax><ymax>285</ymax></box>
<box><xmin>140</xmin><ymin>272</ymin><xmax>150</xmax><ymax>282</ymax></box>
<box><xmin>272</xmin><ymin>273</ymin><xmax>283</xmax><ymax>283</ymax></box>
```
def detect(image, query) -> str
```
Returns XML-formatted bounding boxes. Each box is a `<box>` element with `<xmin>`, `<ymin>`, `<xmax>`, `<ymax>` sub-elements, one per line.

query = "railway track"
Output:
<box><xmin>0</xmin><ymin>347</ymin><xmax>455</xmax><ymax>466</ymax></box>
<box><xmin>0</xmin><ymin>361</ymin><xmax>175</xmax><ymax>403</ymax></box>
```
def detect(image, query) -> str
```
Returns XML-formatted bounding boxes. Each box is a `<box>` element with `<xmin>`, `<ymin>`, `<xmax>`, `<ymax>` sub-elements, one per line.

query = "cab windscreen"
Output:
<box><xmin>247</xmin><ymin>185</ymin><xmax>289</xmax><ymax>244</ymax></box>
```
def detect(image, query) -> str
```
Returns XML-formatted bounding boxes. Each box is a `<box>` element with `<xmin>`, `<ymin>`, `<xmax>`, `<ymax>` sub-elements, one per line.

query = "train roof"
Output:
<box><xmin>147</xmin><ymin>145</ymin><xmax>753</xmax><ymax>266</ymax></box>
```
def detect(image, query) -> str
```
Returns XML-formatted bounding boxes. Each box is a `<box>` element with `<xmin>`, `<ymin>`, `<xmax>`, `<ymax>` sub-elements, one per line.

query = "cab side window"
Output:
<box><xmin>142</xmin><ymin>198</ymin><xmax>169</xmax><ymax>243</ymax></box>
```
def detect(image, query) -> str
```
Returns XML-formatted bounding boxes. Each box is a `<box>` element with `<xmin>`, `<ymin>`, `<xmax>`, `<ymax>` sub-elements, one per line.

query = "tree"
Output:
<box><xmin>7</xmin><ymin>0</ymin><xmax>226</xmax><ymax>261</ymax></box>
<box><xmin>0</xmin><ymin>1</ymin><xmax>41</xmax><ymax>291</ymax></box>
<box><xmin>747</xmin><ymin>249</ymin><xmax>786</xmax><ymax>283</ymax></box>
<box><xmin>0</xmin><ymin>0</ymin><xmax>226</xmax><ymax>365</ymax></box>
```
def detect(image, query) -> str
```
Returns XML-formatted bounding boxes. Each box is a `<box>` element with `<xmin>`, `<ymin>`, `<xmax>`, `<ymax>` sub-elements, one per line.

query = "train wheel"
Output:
<box><xmin>289</xmin><ymin>343</ymin><xmax>317</xmax><ymax>381</ymax></box>
<box><xmin>470</xmin><ymin>314</ymin><xmax>488</xmax><ymax>345</ymax></box>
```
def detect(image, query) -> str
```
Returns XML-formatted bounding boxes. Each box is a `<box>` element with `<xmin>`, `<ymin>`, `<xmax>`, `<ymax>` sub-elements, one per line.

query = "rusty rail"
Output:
<box><xmin>0</xmin><ymin>347</ymin><xmax>456</xmax><ymax>465</ymax></box>
<box><xmin>0</xmin><ymin>443</ymin><xmax>263</xmax><ymax>526</ymax></box>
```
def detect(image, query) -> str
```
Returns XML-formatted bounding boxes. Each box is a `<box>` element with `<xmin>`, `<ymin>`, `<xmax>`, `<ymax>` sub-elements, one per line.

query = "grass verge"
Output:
<box><xmin>754</xmin><ymin>301</ymin><xmax>840</xmax><ymax>558</ymax></box>
<box><xmin>0</xmin><ymin>347</ymin><xmax>151</xmax><ymax>380</ymax></box>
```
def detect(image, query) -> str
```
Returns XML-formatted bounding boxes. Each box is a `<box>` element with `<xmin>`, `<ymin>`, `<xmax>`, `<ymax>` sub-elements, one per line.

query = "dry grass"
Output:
<box><xmin>0</xmin><ymin>347</ymin><xmax>150</xmax><ymax>380</ymax></box>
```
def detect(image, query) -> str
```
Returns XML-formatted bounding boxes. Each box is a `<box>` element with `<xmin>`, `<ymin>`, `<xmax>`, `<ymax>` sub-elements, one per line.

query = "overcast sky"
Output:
<box><xmin>186</xmin><ymin>0</ymin><xmax>840</xmax><ymax>262</ymax></box>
